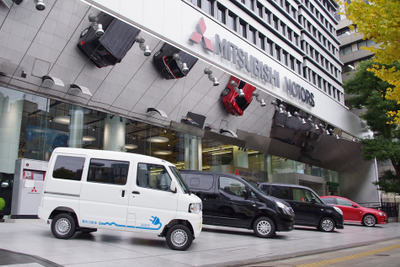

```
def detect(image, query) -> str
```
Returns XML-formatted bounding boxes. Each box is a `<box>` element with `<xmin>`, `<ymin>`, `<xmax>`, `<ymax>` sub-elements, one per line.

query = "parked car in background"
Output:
<box><xmin>258</xmin><ymin>183</ymin><xmax>344</xmax><ymax>232</ymax></box>
<box><xmin>180</xmin><ymin>170</ymin><xmax>295</xmax><ymax>238</ymax></box>
<box><xmin>320</xmin><ymin>196</ymin><xmax>387</xmax><ymax>227</ymax></box>
<box><xmin>221</xmin><ymin>76</ymin><xmax>256</xmax><ymax>116</ymax></box>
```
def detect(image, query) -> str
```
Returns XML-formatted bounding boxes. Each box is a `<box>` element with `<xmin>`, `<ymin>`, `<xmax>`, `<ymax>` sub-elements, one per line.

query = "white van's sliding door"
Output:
<box><xmin>127</xmin><ymin>163</ymin><xmax>178</xmax><ymax>233</ymax></box>
<box><xmin>79</xmin><ymin>158</ymin><xmax>130</xmax><ymax>229</ymax></box>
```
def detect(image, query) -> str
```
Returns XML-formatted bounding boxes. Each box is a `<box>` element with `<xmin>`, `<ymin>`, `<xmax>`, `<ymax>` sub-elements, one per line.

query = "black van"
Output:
<box><xmin>77</xmin><ymin>12</ymin><xmax>141</xmax><ymax>68</ymax></box>
<box><xmin>257</xmin><ymin>183</ymin><xmax>344</xmax><ymax>232</ymax></box>
<box><xmin>180</xmin><ymin>170</ymin><xmax>294</xmax><ymax>238</ymax></box>
<box><xmin>152</xmin><ymin>43</ymin><xmax>198</xmax><ymax>79</ymax></box>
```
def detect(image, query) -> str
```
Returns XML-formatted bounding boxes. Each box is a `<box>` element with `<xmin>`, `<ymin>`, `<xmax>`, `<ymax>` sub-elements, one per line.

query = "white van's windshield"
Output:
<box><xmin>169</xmin><ymin>166</ymin><xmax>190</xmax><ymax>194</ymax></box>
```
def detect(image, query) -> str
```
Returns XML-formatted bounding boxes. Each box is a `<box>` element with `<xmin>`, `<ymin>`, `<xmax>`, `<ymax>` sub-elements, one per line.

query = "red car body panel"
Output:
<box><xmin>221</xmin><ymin>76</ymin><xmax>256</xmax><ymax>116</ymax></box>
<box><xmin>321</xmin><ymin>196</ymin><xmax>387</xmax><ymax>225</ymax></box>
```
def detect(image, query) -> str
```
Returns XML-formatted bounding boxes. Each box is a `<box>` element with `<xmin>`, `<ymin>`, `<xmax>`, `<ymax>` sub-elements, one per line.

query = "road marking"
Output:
<box><xmin>295</xmin><ymin>244</ymin><xmax>400</xmax><ymax>267</ymax></box>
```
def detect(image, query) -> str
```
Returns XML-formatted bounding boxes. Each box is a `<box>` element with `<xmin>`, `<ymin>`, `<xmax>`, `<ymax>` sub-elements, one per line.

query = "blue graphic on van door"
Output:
<box><xmin>96</xmin><ymin>216</ymin><xmax>162</xmax><ymax>230</ymax></box>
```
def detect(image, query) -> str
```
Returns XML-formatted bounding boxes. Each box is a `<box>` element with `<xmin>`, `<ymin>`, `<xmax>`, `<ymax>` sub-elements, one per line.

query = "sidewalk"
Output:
<box><xmin>0</xmin><ymin>219</ymin><xmax>400</xmax><ymax>267</ymax></box>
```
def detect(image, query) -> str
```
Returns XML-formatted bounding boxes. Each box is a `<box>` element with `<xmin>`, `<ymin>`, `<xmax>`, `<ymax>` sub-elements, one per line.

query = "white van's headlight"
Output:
<box><xmin>333</xmin><ymin>206</ymin><xmax>343</xmax><ymax>216</ymax></box>
<box><xmin>189</xmin><ymin>203</ymin><xmax>202</xmax><ymax>214</ymax></box>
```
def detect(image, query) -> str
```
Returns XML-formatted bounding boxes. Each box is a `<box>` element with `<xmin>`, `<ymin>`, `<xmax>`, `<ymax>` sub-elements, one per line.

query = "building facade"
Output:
<box><xmin>0</xmin><ymin>0</ymin><xmax>379</xmax><ymax>208</ymax></box>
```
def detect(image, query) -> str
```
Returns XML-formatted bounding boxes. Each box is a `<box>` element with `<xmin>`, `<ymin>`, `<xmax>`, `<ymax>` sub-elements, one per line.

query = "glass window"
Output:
<box><xmin>219</xmin><ymin>176</ymin><xmax>246</xmax><ymax>197</ymax></box>
<box><xmin>217</xmin><ymin>3</ymin><xmax>226</xmax><ymax>24</ymax></box>
<box><xmin>137</xmin><ymin>163</ymin><xmax>172</xmax><ymax>191</ymax></box>
<box><xmin>250</xmin><ymin>26</ymin><xmax>257</xmax><ymax>44</ymax></box>
<box><xmin>189</xmin><ymin>0</ymin><xmax>201</xmax><ymax>8</ymax></box>
<box><xmin>337</xmin><ymin>198</ymin><xmax>354</xmax><ymax>207</ymax></box>
<box><xmin>270</xmin><ymin>186</ymin><xmax>291</xmax><ymax>200</ymax></box>
<box><xmin>227</xmin><ymin>11</ymin><xmax>237</xmax><ymax>31</ymax></box>
<box><xmin>186</xmin><ymin>174</ymin><xmax>214</xmax><ymax>190</ymax></box>
<box><xmin>53</xmin><ymin>155</ymin><xmax>85</xmax><ymax>181</ymax></box>
<box><xmin>239</xmin><ymin>19</ymin><xmax>247</xmax><ymax>38</ymax></box>
<box><xmin>87</xmin><ymin>158</ymin><xmax>129</xmax><ymax>185</ymax></box>
<box><xmin>204</xmin><ymin>0</ymin><xmax>215</xmax><ymax>16</ymax></box>
<box><xmin>322</xmin><ymin>197</ymin><xmax>337</xmax><ymax>204</ymax></box>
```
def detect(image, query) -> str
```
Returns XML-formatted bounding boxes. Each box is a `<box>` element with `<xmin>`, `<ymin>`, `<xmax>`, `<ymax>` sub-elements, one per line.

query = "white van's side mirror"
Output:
<box><xmin>170</xmin><ymin>180</ymin><xmax>177</xmax><ymax>193</ymax></box>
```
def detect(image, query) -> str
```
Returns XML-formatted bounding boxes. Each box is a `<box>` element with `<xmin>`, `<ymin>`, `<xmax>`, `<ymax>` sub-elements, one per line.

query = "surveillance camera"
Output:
<box><xmin>34</xmin><ymin>0</ymin><xmax>45</xmax><ymax>11</ymax></box>
<box><xmin>143</xmin><ymin>48</ymin><xmax>151</xmax><ymax>57</ymax></box>
<box><xmin>95</xmin><ymin>24</ymin><xmax>104</xmax><ymax>37</ymax></box>
<box><xmin>181</xmin><ymin>62</ymin><xmax>189</xmax><ymax>74</ymax></box>
<box><xmin>212</xmin><ymin>78</ymin><xmax>219</xmax><ymax>86</ymax></box>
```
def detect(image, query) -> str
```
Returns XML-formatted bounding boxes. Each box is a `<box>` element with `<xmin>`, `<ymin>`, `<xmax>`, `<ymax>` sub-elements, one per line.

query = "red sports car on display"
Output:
<box><xmin>221</xmin><ymin>76</ymin><xmax>256</xmax><ymax>116</ymax></box>
<box><xmin>320</xmin><ymin>196</ymin><xmax>387</xmax><ymax>227</ymax></box>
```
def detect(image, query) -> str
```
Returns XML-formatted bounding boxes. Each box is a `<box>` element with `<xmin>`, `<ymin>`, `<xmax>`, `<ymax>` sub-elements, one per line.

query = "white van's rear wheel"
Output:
<box><xmin>51</xmin><ymin>213</ymin><xmax>76</xmax><ymax>239</ymax></box>
<box><xmin>166</xmin><ymin>224</ymin><xmax>193</xmax><ymax>251</ymax></box>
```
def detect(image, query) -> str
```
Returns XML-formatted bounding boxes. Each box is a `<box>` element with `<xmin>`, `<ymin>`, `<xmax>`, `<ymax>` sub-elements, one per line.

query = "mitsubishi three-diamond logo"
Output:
<box><xmin>190</xmin><ymin>18</ymin><xmax>214</xmax><ymax>52</ymax></box>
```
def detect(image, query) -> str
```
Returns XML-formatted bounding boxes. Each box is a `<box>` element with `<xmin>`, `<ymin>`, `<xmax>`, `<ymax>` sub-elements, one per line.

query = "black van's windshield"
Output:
<box><xmin>169</xmin><ymin>166</ymin><xmax>190</xmax><ymax>194</ymax></box>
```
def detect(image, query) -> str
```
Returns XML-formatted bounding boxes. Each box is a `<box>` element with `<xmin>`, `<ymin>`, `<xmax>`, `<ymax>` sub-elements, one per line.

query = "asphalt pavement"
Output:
<box><xmin>0</xmin><ymin>219</ymin><xmax>399</xmax><ymax>267</ymax></box>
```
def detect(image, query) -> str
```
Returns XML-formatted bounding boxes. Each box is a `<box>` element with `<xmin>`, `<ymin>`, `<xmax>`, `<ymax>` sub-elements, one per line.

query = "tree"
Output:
<box><xmin>344</xmin><ymin>59</ymin><xmax>400</xmax><ymax>193</ymax></box>
<box><xmin>342</xmin><ymin>0</ymin><xmax>400</xmax><ymax>122</ymax></box>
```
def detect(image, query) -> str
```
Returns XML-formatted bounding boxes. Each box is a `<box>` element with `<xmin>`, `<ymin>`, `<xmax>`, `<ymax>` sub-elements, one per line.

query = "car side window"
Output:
<box><xmin>322</xmin><ymin>197</ymin><xmax>337</xmax><ymax>204</ymax></box>
<box><xmin>137</xmin><ymin>163</ymin><xmax>171</xmax><ymax>191</ymax></box>
<box><xmin>53</xmin><ymin>155</ymin><xmax>85</xmax><ymax>181</ymax></box>
<box><xmin>337</xmin><ymin>198</ymin><xmax>353</xmax><ymax>207</ymax></box>
<box><xmin>186</xmin><ymin>174</ymin><xmax>214</xmax><ymax>190</ymax></box>
<box><xmin>270</xmin><ymin>186</ymin><xmax>291</xmax><ymax>200</ymax></box>
<box><xmin>87</xmin><ymin>158</ymin><xmax>129</xmax><ymax>185</ymax></box>
<box><xmin>219</xmin><ymin>176</ymin><xmax>246</xmax><ymax>197</ymax></box>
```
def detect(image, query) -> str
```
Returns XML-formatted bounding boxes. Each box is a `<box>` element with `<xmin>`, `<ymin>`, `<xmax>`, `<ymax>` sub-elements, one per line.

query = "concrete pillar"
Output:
<box><xmin>0</xmin><ymin>93</ymin><xmax>23</xmax><ymax>173</ymax></box>
<box><xmin>103</xmin><ymin>115</ymin><xmax>126</xmax><ymax>151</ymax></box>
<box><xmin>68</xmin><ymin>105</ymin><xmax>84</xmax><ymax>148</ymax></box>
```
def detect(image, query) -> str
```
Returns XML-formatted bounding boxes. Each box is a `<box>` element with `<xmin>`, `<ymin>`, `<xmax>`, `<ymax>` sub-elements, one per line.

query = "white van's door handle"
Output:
<box><xmin>132</xmin><ymin>191</ymin><xmax>140</xmax><ymax>195</ymax></box>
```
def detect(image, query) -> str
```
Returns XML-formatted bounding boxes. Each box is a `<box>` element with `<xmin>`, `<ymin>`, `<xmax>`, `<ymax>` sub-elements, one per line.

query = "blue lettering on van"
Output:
<box><xmin>98</xmin><ymin>216</ymin><xmax>162</xmax><ymax>231</ymax></box>
<box><xmin>81</xmin><ymin>220</ymin><xmax>98</xmax><ymax>225</ymax></box>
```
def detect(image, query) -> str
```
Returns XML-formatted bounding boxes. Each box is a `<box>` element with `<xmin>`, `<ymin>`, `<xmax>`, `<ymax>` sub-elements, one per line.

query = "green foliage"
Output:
<box><xmin>343</xmin><ymin>60</ymin><xmax>400</xmax><ymax>193</ymax></box>
<box><xmin>373</xmin><ymin>170</ymin><xmax>400</xmax><ymax>194</ymax></box>
<box><xmin>0</xmin><ymin>197</ymin><xmax>5</xmax><ymax>211</ymax></box>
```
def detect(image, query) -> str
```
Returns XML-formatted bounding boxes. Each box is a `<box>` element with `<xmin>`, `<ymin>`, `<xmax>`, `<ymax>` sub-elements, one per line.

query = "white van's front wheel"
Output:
<box><xmin>166</xmin><ymin>224</ymin><xmax>193</xmax><ymax>251</ymax></box>
<box><xmin>51</xmin><ymin>213</ymin><xmax>76</xmax><ymax>239</ymax></box>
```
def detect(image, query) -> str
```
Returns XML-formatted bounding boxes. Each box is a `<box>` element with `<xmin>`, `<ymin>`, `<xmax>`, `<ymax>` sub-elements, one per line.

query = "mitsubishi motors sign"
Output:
<box><xmin>190</xmin><ymin>18</ymin><xmax>315</xmax><ymax>107</ymax></box>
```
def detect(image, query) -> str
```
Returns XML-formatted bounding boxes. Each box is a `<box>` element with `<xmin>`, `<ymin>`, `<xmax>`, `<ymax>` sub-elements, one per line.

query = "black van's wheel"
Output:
<box><xmin>51</xmin><ymin>213</ymin><xmax>76</xmax><ymax>239</ymax></box>
<box><xmin>253</xmin><ymin>217</ymin><xmax>275</xmax><ymax>238</ymax></box>
<box><xmin>362</xmin><ymin>214</ymin><xmax>376</xmax><ymax>227</ymax></box>
<box><xmin>166</xmin><ymin>224</ymin><xmax>193</xmax><ymax>251</ymax></box>
<box><xmin>319</xmin><ymin>217</ymin><xmax>335</xmax><ymax>232</ymax></box>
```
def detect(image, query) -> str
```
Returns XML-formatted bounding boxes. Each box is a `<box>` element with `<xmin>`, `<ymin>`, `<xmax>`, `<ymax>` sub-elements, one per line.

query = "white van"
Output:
<box><xmin>38</xmin><ymin>147</ymin><xmax>202</xmax><ymax>250</ymax></box>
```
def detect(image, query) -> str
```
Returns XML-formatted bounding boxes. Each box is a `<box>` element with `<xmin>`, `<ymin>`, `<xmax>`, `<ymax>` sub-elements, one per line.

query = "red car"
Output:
<box><xmin>321</xmin><ymin>196</ymin><xmax>387</xmax><ymax>227</ymax></box>
<box><xmin>221</xmin><ymin>76</ymin><xmax>256</xmax><ymax>116</ymax></box>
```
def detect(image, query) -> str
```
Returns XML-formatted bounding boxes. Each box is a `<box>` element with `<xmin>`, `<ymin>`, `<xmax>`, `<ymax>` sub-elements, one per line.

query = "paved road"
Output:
<box><xmin>0</xmin><ymin>219</ymin><xmax>399</xmax><ymax>266</ymax></box>
<box><xmin>245</xmin><ymin>238</ymin><xmax>400</xmax><ymax>267</ymax></box>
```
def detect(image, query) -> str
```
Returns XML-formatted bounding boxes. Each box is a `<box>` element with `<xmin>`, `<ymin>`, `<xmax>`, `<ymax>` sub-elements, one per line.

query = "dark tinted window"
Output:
<box><xmin>322</xmin><ymin>197</ymin><xmax>337</xmax><ymax>204</ymax></box>
<box><xmin>270</xmin><ymin>186</ymin><xmax>292</xmax><ymax>200</ymax></box>
<box><xmin>137</xmin><ymin>163</ymin><xmax>171</xmax><ymax>191</ymax></box>
<box><xmin>87</xmin><ymin>158</ymin><xmax>129</xmax><ymax>185</ymax></box>
<box><xmin>186</xmin><ymin>174</ymin><xmax>214</xmax><ymax>190</ymax></box>
<box><xmin>53</xmin><ymin>155</ymin><xmax>85</xmax><ymax>181</ymax></box>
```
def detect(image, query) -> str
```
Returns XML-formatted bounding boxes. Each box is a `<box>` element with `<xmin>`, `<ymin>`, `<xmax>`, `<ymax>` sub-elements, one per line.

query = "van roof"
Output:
<box><xmin>52</xmin><ymin>147</ymin><xmax>173</xmax><ymax>165</ymax></box>
<box><xmin>257</xmin><ymin>182</ymin><xmax>315</xmax><ymax>191</ymax></box>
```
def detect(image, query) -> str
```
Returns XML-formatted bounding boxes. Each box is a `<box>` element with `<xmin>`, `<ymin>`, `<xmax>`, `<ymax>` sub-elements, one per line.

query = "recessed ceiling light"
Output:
<box><xmin>147</xmin><ymin>136</ymin><xmax>169</xmax><ymax>143</ymax></box>
<box><xmin>154</xmin><ymin>150</ymin><xmax>172</xmax><ymax>155</ymax></box>
<box><xmin>53</xmin><ymin>116</ymin><xmax>70</xmax><ymax>124</ymax></box>
<box><xmin>125</xmin><ymin>144</ymin><xmax>138</xmax><ymax>149</ymax></box>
